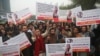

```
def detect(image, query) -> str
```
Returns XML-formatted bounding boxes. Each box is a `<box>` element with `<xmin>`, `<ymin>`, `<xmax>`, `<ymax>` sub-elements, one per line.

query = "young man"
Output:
<box><xmin>20</xmin><ymin>24</ymin><xmax>34</xmax><ymax>56</ymax></box>
<box><xmin>32</xmin><ymin>21</ymin><xmax>50</xmax><ymax>56</ymax></box>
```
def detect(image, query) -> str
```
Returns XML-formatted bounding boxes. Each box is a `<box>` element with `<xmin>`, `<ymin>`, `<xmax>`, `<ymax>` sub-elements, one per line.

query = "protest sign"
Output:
<box><xmin>46</xmin><ymin>43</ymin><xmax>72</xmax><ymax>56</ymax></box>
<box><xmin>14</xmin><ymin>8</ymin><xmax>32</xmax><ymax>24</ymax></box>
<box><xmin>0</xmin><ymin>37</ymin><xmax>2</xmax><ymax>46</ymax></box>
<box><xmin>7</xmin><ymin>13</ymin><xmax>16</xmax><ymax>24</ymax></box>
<box><xmin>5</xmin><ymin>33</ymin><xmax>31</xmax><ymax>50</ymax></box>
<box><xmin>15</xmin><ymin>8</ymin><xmax>32</xmax><ymax>20</ymax></box>
<box><xmin>0</xmin><ymin>44</ymin><xmax>20</xmax><ymax>56</ymax></box>
<box><xmin>76</xmin><ymin>8</ymin><xmax>100</xmax><ymax>26</ymax></box>
<box><xmin>66</xmin><ymin>37</ymin><xmax>90</xmax><ymax>52</ymax></box>
<box><xmin>7</xmin><ymin>13</ymin><xmax>13</xmax><ymax>23</ymax></box>
<box><xmin>56</xmin><ymin>9</ymin><xmax>67</xmax><ymax>22</ymax></box>
<box><xmin>36</xmin><ymin>2</ymin><xmax>56</xmax><ymax>20</ymax></box>
<box><xmin>54</xmin><ymin>6</ymin><xmax>82</xmax><ymax>22</ymax></box>
<box><xmin>66</xmin><ymin>6</ymin><xmax>82</xmax><ymax>23</ymax></box>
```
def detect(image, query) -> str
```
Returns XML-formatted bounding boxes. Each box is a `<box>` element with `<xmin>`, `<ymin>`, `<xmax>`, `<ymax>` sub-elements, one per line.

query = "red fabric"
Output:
<box><xmin>65</xmin><ymin>54</ymin><xmax>71</xmax><ymax>56</ymax></box>
<box><xmin>67</xmin><ymin>19</ymin><xmax>72</xmax><ymax>23</ymax></box>
<box><xmin>53</xmin><ymin>18</ymin><xmax>59</xmax><ymax>22</ymax></box>
<box><xmin>34</xmin><ymin>35</ymin><xmax>45</xmax><ymax>56</ymax></box>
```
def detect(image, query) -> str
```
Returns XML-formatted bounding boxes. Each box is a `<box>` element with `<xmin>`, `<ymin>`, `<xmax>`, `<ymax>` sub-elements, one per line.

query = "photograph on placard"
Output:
<box><xmin>65</xmin><ymin>44</ymin><xmax>72</xmax><ymax>56</ymax></box>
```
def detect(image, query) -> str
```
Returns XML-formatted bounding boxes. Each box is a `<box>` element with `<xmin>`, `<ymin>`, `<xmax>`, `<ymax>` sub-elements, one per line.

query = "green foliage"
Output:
<box><xmin>96</xmin><ymin>0</ymin><xmax>100</xmax><ymax>3</ymax></box>
<box><xmin>60</xmin><ymin>0</ymin><xmax>98</xmax><ymax>10</ymax></box>
<box><xmin>0</xmin><ymin>20</ymin><xmax>6</xmax><ymax>24</ymax></box>
<box><xmin>60</xmin><ymin>4</ymin><xmax>77</xmax><ymax>10</ymax></box>
<box><xmin>79</xmin><ymin>0</ymin><xmax>96</xmax><ymax>10</ymax></box>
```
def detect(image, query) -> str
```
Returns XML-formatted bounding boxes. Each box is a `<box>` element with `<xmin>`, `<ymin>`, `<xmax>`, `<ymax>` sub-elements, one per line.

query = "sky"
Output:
<box><xmin>10</xmin><ymin>0</ymin><xmax>72</xmax><ymax>15</ymax></box>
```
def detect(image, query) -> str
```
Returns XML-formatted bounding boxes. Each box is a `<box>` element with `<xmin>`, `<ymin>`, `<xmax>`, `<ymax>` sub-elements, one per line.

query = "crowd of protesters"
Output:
<box><xmin>0</xmin><ymin>21</ymin><xmax>100</xmax><ymax>56</ymax></box>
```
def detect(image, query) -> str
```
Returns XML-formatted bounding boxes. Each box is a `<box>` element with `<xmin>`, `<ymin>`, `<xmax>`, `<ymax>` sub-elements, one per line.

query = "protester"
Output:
<box><xmin>58</xmin><ymin>27</ymin><xmax>71</xmax><ymax>43</ymax></box>
<box><xmin>45</xmin><ymin>28</ymin><xmax>58</xmax><ymax>44</ymax></box>
<box><xmin>20</xmin><ymin>24</ymin><xmax>34</xmax><ymax>56</ymax></box>
<box><xmin>80</xmin><ymin>26</ymin><xmax>95</xmax><ymax>37</ymax></box>
<box><xmin>0</xmin><ymin>29</ymin><xmax>8</xmax><ymax>42</ymax></box>
<box><xmin>72</xmin><ymin>26</ymin><xmax>82</xmax><ymax>37</ymax></box>
<box><xmin>27</xmin><ymin>23</ymin><xmax>34</xmax><ymax>34</ymax></box>
<box><xmin>38</xmin><ymin>24</ymin><xmax>45</xmax><ymax>33</ymax></box>
<box><xmin>0</xmin><ymin>19</ymin><xmax>99</xmax><ymax>56</ymax></box>
<box><xmin>65</xmin><ymin>25</ymin><xmax>72</xmax><ymax>37</ymax></box>
<box><xmin>32</xmin><ymin>21</ymin><xmax>50</xmax><ymax>56</ymax></box>
<box><xmin>0</xmin><ymin>29</ymin><xmax>6</xmax><ymax>36</ymax></box>
<box><xmin>71</xmin><ymin>26</ymin><xmax>91</xmax><ymax>56</ymax></box>
<box><xmin>6</xmin><ymin>23</ymin><xmax>19</xmax><ymax>36</ymax></box>
<box><xmin>0</xmin><ymin>24</ymin><xmax>5</xmax><ymax>30</ymax></box>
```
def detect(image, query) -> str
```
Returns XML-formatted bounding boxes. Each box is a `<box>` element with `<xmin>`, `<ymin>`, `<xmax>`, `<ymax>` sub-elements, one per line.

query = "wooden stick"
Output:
<box><xmin>77</xmin><ymin>52</ymin><xmax>78</xmax><ymax>56</ymax></box>
<box><xmin>21</xmin><ymin>52</ymin><xmax>24</xmax><ymax>56</ymax></box>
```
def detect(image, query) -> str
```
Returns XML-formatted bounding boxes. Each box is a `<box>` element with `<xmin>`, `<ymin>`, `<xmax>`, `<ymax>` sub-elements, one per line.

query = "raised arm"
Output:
<box><xmin>42</xmin><ymin>20</ymin><xmax>50</xmax><ymax>38</ymax></box>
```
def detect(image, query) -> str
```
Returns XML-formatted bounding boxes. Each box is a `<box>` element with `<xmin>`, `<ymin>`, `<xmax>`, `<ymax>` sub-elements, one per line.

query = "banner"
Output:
<box><xmin>66</xmin><ymin>6</ymin><xmax>82</xmax><ymax>23</ymax></box>
<box><xmin>5</xmin><ymin>33</ymin><xmax>31</xmax><ymax>50</ymax></box>
<box><xmin>66</xmin><ymin>37</ymin><xmax>90</xmax><ymax>52</ymax></box>
<box><xmin>76</xmin><ymin>8</ymin><xmax>100</xmax><ymax>26</ymax></box>
<box><xmin>14</xmin><ymin>8</ymin><xmax>32</xmax><ymax>24</ymax></box>
<box><xmin>55</xmin><ymin>10</ymin><xmax>67</xmax><ymax>22</ymax></box>
<box><xmin>0</xmin><ymin>44</ymin><xmax>20</xmax><ymax>56</ymax></box>
<box><xmin>7</xmin><ymin>13</ymin><xmax>16</xmax><ymax>24</ymax></box>
<box><xmin>54</xmin><ymin>6</ymin><xmax>82</xmax><ymax>22</ymax></box>
<box><xmin>36</xmin><ymin>2</ymin><xmax>56</xmax><ymax>20</ymax></box>
<box><xmin>15</xmin><ymin>8</ymin><xmax>32</xmax><ymax>20</ymax></box>
<box><xmin>0</xmin><ymin>37</ymin><xmax>2</xmax><ymax>46</ymax></box>
<box><xmin>46</xmin><ymin>43</ymin><xmax>72</xmax><ymax>56</ymax></box>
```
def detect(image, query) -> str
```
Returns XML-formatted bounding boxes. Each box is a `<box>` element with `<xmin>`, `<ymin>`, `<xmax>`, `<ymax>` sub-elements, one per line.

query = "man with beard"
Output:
<box><xmin>45</xmin><ymin>28</ymin><xmax>58</xmax><ymax>44</ymax></box>
<box><xmin>32</xmin><ymin>21</ymin><xmax>50</xmax><ymax>56</ymax></box>
<box><xmin>20</xmin><ymin>24</ymin><xmax>34</xmax><ymax>56</ymax></box>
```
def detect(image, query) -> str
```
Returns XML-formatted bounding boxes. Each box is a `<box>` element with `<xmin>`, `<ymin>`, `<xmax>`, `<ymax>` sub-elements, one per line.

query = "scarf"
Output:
<box><xmin>34</xmin><ymin>35</ymin><xmax>45</xmax><ymax>56</ymax></box>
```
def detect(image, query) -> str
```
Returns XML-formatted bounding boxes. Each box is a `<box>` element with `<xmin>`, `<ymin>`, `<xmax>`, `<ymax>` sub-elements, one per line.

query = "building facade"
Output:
<box><xmin>0</xmin><ymin>0</ymin><xmax>11</xmax><ymax>23</ymax></box>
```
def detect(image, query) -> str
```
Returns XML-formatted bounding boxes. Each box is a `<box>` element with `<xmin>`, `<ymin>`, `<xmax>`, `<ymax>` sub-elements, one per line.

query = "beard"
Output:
<box><xmin>50</xmin><ymin>33</ymin><xmax>55</xmax><ymax>35</ymax></box>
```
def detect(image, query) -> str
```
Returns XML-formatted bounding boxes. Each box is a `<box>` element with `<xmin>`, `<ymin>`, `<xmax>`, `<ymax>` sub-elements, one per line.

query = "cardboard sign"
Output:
<box><xmin>14</xmin><ymin>8</ymin><xmax>32</xmax><ymax>24</ymax></box>
<box><xmin>66</xmin><ymin>6</ymin><xmax>82</xmax><ymax>23</ymax></box>
<box><xmin>5</xmin><ymin>33</ymin><xmax>32</xmax><ymax>50</ymax></box>
<box><xmin>0</xmin><ymin>44</ymin><xmax>20</xmax><ymax>56</ymax></box>
<box><xmin>54</xmin><ymin>6</ymin><xmax>82</xmax><ymax>22</ymax></box>
<box><xmin>76</xmin><ymin>8</ymin><xmax>100</xmax><ymax>26</ymax></box>
<box><xmin>57</xmin><ymin>10</ymin><xmax>67</xmax><ymax>22</ymax></box>
<box><xmin>15</xmin><ymin>8</ymin><xmax>32</xmax><ymax>20</ymax></box>
<box><xmin>36</xmin><ymin>2</ymin><xmax>56</xmax><ymax>20</ymax></box>
<box><xmin>7</xmin><ymin>13</ymin><xmax>16</xmax><ymax>24</ymax></box>
<box><xmin>66</xmin><ymin>37</ymin><xmax>90</xmax><ymax>52</ymax></box>
<box><xmin>46</xmin><ymin>43</ymin><xmax>72</xmax><ymax>56</ymax></box>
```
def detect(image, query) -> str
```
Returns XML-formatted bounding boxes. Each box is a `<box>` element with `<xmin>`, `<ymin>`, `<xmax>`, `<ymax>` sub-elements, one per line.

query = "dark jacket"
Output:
<box><xmin>22</xmin><ymin>32</ymin><xmax>34</xmax><ymax>56</ymax></box>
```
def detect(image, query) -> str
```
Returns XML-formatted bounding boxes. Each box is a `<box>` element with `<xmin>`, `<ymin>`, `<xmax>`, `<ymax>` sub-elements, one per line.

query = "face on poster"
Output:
<box><xmin>66</xmin><ymin>6</ymin><xmax>82</xmax><ymax>23</ymax></box>
<box><xmin>65</xmin><ymin>44</ymin><xmax>72</xmax><ymax>56</ymax></box>
<box><xmin>53</xmin><ymin>6</ymin><xmax>58</xmax><ymax>18</ymax></box>
<box><xmin>7</xmin><ymin>13</ymin><xmax>13</xmax><ymax>23</ymax></box>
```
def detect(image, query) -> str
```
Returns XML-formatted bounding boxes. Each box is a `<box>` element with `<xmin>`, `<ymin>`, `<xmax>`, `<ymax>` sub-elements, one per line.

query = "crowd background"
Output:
<box><xmin>0</xmin><ymin>21</ymin><xmax>100</xmax><ymax>56</ymax></box>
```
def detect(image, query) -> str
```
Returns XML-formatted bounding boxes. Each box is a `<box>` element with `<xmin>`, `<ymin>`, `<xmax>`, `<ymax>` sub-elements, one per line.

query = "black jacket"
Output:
<box><xmin>22</xmin><ymin>32</ymin><xmax>34</xmax><ymax>56</ymax></box>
